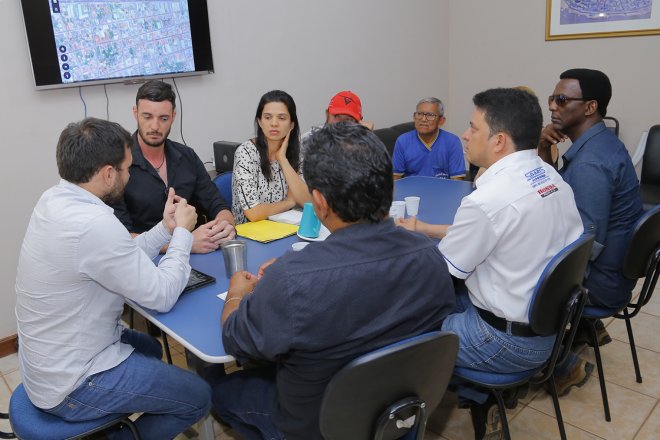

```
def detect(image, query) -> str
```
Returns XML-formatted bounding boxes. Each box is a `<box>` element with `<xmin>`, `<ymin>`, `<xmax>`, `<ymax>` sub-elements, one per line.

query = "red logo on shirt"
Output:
<box><xmin>537</xmin><ymin>184</ymin><xmax>558</xmax><ymax>198</ymax></box>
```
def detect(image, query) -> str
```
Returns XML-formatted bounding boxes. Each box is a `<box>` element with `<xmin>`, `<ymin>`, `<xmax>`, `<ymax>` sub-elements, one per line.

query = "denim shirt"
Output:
<box><xmin>560</xmin><ymin>122</ymin><xmax>644</xmax><ymax>308</ymax></box>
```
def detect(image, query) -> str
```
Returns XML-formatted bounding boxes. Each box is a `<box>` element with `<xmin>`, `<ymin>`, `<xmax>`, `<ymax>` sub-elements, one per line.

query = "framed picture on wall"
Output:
<box><xmin>546</xmin><ymin>0</ymin><xmax>660</xmax><ymax>40</ymax></box>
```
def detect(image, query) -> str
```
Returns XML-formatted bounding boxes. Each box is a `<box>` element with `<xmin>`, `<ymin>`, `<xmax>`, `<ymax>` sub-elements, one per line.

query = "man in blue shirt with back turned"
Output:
<box><xmin>393</xmin><ymin>97</ymin><xmax>465</xmax><ymax>180</ymax></box>
<box><xmin>540</xmin><ymin>69</ymin><xmax>644</xmax><ymax>394</ymax></box>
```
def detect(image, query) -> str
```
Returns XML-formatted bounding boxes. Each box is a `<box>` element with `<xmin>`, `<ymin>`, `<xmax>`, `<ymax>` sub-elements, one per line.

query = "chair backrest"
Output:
<box><xmin>622</xmin><ymin>205</ymin><xmax>660</xmax><ymax>311</ymax></box>
<box><xmin>213</xmin><ymin>141</ymin><xmax>240</xmax><ymax>173</ymax></box>
<box><xmin>603</xmin><ymin>116</ymin><xmax>620</xmax><ymax>137</ymax></box>
<box><xmin>213</xmin><ymin>172</ymin><xmax>232</xmax><ymax>208</ymax></box>
<box><xmin>623</xmin><ymin>204</ymin><xmax>660</xmax><ymax>279</ymax></box>
<box><xmin>319</xmin><ymin>331</ymin><xmax>458</xmax><ymax>440</ymax></box>
<box><xmin>528</xmin><ymin>234</ymin><xmax>595</xmax><ymax>336</ymax></box>
<box><xmin>641</xmin><ymin>124</ymin><xmax>660</xmax><ymax>186</ymax></box>
<box><xmin>373</xmin><ymin>128</ymin><xmax>399</xmax><ymax>157</ymax></box>
<box><xmin>390</xmin><ymin>122</ymin><xmax>415</xmax><ymax>138</ymax></box>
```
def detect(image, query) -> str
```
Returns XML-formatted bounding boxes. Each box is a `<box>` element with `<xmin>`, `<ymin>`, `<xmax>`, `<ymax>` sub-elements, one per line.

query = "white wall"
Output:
<box><xmin>2</xmin><ymin>1</ymin><xmax>659</xmax><ymax>339</ymax></box>
<box><xmin>443</xmin><ymin>1</ymin><xmax>660</xmax><ymax>159</ymax></box>
<box><xmin>0</xmin><ymin>0</ymin><xmax>450</xmax><ymax>338</ymax></box>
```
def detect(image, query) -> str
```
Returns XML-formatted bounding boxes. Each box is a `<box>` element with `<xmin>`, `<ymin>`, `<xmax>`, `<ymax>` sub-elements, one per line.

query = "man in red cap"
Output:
<box><xmin>302</xmin><ymin>90</ymin><xmax>374</xmax><ymax>152</ymax></box>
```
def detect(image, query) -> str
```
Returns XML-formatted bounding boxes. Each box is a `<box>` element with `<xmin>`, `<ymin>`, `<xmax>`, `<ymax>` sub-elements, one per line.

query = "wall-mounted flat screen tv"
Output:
<box><xmin>20</xmin><ymin>0</ymin><xmax>214</xmax><ymax>90</ymax></box>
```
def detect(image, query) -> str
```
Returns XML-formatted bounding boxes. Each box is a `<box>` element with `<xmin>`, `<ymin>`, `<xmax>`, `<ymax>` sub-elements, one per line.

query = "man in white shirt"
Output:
<box><xmin>15</xmin><ymin>118</ymin><xmax>211</xmax><ymax>439</ymax></box>
<box><xmin>400</xmin><ymin>88</ymin><xmax>585</xmax><ymax>440</ymax></box>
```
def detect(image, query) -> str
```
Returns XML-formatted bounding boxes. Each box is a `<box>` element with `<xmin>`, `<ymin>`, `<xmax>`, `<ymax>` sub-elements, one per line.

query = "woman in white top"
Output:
<box><xmin>232</xmin><ymin>90</ymin><xmax>310</xmax><ymax>224</ymax></box>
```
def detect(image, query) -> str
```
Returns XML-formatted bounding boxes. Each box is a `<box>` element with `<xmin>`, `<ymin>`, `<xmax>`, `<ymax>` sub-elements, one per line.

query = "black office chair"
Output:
<box><xmin>603</xmin><ymin>116</ymin><xmax>620</xmax><ymax>137</ymax></box>
<box><xmin>0</xmin><ymin>411</ymin><xmax>15</xmax><ymax>438</ymax></box>
<box><xmin>580</xmin><ymin>204</ymin><xmax>660</xmax><ymax>422</ymax></box>
<box><xmin>467</xmin><ymin>163</ymin><xmax>480</xmax><ymax>182</ymax></box>
<box><xmin>390</xmin><ymin>122</ymin><xmax>415</xmax><ymax>138</ymax></box>
<box><xmin>319</xmin><ymin>331</ymin><xmax>459</xmax><ymax>440</ymax></box>
<box><xmin>453</xmin><ymin>234</ymin><xmax>595</xmax><ymax>440</ymax></box>
<box><xmin>640</xmin><ymin>124</ymin><xmax>660</xmax><ymax>210</ymax></box>
<box><xmin>373</xmin><ymin>128</ymin><xmax>400</xmax><ymax>157</ymax></box>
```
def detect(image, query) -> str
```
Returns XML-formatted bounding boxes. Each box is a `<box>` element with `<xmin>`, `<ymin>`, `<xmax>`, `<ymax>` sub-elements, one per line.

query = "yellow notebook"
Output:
<box><xmin>235</xmin><ymin>220</ymin><xmax>299</xmax><ymax>243</ymax></box>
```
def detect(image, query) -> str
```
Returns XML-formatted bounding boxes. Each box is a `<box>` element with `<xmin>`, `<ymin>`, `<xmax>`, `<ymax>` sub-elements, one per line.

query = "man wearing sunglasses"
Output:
<box><xmin>392</xmin><ymin>97</ymin><xmax>465</xmax><ymax>180</ymax></box>
<box><xmin>540</xmin><ymin>69</ymin><xmax>644</xmax><ymax>394</ymax></box>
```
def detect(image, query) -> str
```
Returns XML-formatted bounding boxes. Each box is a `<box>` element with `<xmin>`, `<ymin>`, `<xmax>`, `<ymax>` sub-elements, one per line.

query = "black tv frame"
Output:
<box><xmin>20</xmin><ymin>0</ymin><xmax>214</xmax><ymax>90</ymax></box>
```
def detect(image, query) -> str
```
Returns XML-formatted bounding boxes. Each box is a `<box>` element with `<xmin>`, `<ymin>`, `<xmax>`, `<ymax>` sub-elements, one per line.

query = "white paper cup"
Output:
<box><xmin>390</xmin><ymin>201</ymin><xmax>406</xmax><ymax>220</ymax></box>
<box><xmin>389</xmin><ymin>207</ymin><xmax>399</xmax><ymax>221</ymax></box>
<box><xmin>404</xmin><ymin>196</ymin><xmax>420</xmax><ymax>216</ymax></box>
<box><xmin>292</xmin><ymin>242</ymin><xmax>309</xmax><ymax>251</ymax></box>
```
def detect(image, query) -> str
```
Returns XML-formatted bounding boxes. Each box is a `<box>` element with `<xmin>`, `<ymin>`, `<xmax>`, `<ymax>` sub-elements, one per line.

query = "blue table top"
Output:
<box><xmin>394</xmin><ymin>176</ymin><xmax>473</xmax><ymax>225</ymax></box>
<box><xmin>132</xmin><ymin>176</ymin><xmax>473</xmax><ymax>362</ymax></box>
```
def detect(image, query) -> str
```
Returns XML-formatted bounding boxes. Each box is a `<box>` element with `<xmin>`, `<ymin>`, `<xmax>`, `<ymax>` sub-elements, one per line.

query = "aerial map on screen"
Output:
<box><xmin>49</xmin><ymin>0</ymin><xmax>195</xmax><ymax>83</ymax></box>
<box><xmin>560</xmin><ymin>0</ymin><xmax>652</xmax><ymax>25</ymax></box>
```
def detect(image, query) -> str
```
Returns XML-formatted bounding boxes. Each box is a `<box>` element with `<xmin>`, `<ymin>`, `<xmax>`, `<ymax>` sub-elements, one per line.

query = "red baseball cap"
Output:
<box><xmin>327</xmin><ymin>91</ymin><xmax>363</xmax><ymax>121</ymax></box>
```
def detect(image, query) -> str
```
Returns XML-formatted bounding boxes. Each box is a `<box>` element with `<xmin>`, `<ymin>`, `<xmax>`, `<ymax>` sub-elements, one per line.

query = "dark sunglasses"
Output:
<box><xmin>548</xmin><ymin>94</ymin><xmax>589</xmax><ymax>107</ymax></box>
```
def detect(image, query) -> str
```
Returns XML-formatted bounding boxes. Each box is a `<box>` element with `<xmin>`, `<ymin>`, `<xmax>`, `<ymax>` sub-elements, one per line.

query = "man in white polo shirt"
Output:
<box><xmin>399</xmin><ymin>88</ymin><xmax>585</xmax><ymax>440</ymax></box>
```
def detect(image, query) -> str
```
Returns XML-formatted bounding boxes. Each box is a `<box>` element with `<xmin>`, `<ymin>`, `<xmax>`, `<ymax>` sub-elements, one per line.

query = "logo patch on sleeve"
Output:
<box><xmin>537</xmin><ymin>184</ymin><xmax>558</xmax><ymax>198</ymax></box>
<box><xmin>525</xmin><ymin>167</ymin><xmax>550</xmax><ymax>188</ymax></box>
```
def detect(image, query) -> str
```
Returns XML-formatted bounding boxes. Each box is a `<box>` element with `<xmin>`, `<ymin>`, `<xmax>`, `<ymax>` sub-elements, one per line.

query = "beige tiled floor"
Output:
<box><xmin>1</xmin><ymin>280</ymin><xmax>658</xmax><ymax>439</ymax></box>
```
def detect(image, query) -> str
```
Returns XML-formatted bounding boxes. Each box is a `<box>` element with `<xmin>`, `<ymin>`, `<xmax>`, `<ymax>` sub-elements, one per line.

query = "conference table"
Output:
<box><xmin>132</xmin><ymin>176</ymin><xmax>473</xmax><ymax>362</ymax></box>
<box><xmin>130</xmin><ymin>176</ymin><xmax>473</xmax><ymax>438</ymax></box>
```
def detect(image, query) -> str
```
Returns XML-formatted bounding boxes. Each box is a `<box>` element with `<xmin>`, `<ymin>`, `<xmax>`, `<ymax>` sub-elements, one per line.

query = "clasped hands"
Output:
<box><xmin>191</xmin><ymin>218</ymin><xmax>235</xmax><ymax>254</ymax></box>
<box><xmin>161</xmin><ymin>188</ymin><xmax>235</xmax><ymax>252</ymax></box>
<box><xmin>226</xmin><ymin>257</ymin><xmax>277</xmax><ymax>303</ymax></box>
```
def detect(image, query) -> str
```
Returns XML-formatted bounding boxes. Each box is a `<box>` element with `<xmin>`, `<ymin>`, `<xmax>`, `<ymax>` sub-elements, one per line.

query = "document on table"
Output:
<box><xmin>218</xmin><ymin>291</ymin><xmax>228</xmax><ymax>300</ymax></box>
<box><xmin>235</xmin><ymin>220</ymin><xmax>298</xmax><ymax>243</ymax></box>
<box><xmin>268</xmin><ymin>209</ymin><xmax>303</xmax><ymax>225</ymax></box>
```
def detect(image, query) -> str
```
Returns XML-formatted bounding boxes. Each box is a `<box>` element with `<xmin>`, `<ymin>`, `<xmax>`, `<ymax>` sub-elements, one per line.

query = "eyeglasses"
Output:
<box><xmin>548</xmin><ymin>94</ymin><xmax>589</xmax><ymax>107</ymax></box>
<box><xmin>414</xmin><ymin>112</ymin><xmax>441</xmax><ymax>121</ymax></box>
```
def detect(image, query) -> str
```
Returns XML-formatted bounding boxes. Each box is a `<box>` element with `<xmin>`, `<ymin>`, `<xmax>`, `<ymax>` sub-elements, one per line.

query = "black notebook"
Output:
<box><xmin>183</xmin><ymin>268</ymin><xmax>216</xmax><ymax>293</ymax></box>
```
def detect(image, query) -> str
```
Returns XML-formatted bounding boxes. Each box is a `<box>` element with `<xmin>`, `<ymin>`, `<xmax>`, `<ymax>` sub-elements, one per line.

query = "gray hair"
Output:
<box><xmin>416</xmin><ymin>97</ymin><xmax>445</xmax><ymax>117</ymax></box>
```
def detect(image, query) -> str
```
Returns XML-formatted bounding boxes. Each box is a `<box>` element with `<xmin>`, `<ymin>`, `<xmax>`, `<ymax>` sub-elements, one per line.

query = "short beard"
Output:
<box><xmin>138</xmin><ymin>126</ymin><xmax>171</xmax><ymax>148</ymax></box>
<box><xmin>102</xmin><ymin>180</ymin><xmax>125</xmax><ymax>205</ymax></box>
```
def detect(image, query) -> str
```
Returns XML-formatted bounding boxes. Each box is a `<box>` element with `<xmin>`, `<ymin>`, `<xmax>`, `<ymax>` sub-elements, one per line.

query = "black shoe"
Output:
<box><xmin>502</xmin><ymin>384</ymin><xmax>528</xmax><ymax>410</ymax></box>
<box><xmin>469</xmin><ymin>396</ymin><xmax>503</xmax><ymax>440</ymax></box>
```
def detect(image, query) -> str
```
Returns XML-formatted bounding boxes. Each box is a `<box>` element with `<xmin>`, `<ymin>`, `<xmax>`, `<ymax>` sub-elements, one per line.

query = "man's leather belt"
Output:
<box><xmin>475</xmin><ymin>307</ymin><xmax>538</xmax><ymax>337</ymax></box>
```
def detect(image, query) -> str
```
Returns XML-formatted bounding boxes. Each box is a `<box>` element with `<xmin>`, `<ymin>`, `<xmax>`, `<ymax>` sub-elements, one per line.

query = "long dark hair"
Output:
<box><xmin>253</xmin><ymin>90</ymin><xmax>301</xmax><ymax>180</ymax></box>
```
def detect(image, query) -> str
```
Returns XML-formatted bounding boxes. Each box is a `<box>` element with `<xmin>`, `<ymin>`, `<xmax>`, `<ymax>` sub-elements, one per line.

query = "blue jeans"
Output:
<box><xmin>46</xmin><ymin>329</ymin><xmax>212</xmax><ymax>440</ymax></box>
<box><xmin>442</xmin><ymin>290</ymin><xmax>555</xmax><ymax>404</ymax></box>
<box><xmin>208</xmin><ymin>366</ymin><xmax>285</xmax><ymax>440</ymax></box>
